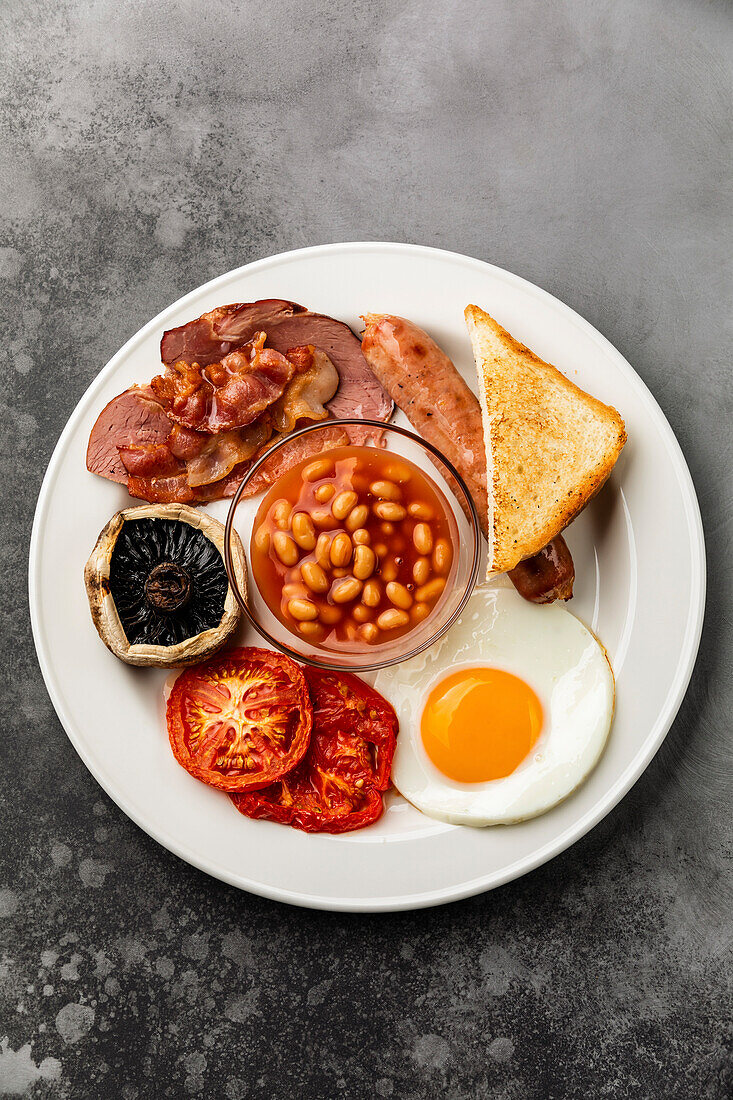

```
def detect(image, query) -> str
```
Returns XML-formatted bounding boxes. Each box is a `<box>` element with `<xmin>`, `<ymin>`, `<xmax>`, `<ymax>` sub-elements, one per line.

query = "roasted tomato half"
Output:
<box><xmin>167</xmin><ymin>647</ymin><xmax>312</xmax><ymax>792</ymax></box>
<box><xmin>232</xmin><ymin>667</ymin><xmax>398</xmax><ymax>833</ymax></box>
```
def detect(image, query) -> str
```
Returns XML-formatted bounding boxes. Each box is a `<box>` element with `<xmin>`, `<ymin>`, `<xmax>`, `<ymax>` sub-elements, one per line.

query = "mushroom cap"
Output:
<box><xmin>84</xmin><ymin>502</ymin><xmax>247</xmax><ymax>667</ymax></box>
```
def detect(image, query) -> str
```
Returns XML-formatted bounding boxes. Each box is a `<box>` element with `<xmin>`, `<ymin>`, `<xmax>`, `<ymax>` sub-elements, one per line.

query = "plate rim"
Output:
<box><xmin>28</xmin><ymin>241</ymin><xmax>707</xmax><ymax>912</ymax></box>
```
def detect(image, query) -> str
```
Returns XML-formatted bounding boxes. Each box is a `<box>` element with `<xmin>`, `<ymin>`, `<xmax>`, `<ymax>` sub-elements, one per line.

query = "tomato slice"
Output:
<box><xmin>167</xmin><ymin>647</ymin><xmax>312</xmax><ymax>792</ymax></box>
<box><xmin>232</xmin><ymin>667</ymin><xmax>398</xmax><ymax>833</ymax></box>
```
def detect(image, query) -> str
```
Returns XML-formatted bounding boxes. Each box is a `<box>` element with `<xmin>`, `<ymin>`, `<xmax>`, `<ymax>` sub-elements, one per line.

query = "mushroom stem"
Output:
<box><xmin>144</xmin><ymin>561</ymin><xmax>192</xmax><ymax>612</ymax></box>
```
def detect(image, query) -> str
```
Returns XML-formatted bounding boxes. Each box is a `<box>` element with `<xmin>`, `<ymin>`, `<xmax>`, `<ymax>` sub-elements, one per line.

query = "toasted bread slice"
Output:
<box><xmin>465</xmin><ymin>304</ymin><xmax>626</xmax><ymax>573</ymax></box>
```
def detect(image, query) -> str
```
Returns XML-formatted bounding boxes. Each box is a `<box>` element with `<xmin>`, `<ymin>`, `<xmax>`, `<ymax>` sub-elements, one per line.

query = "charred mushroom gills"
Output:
<box><xmin>110</xmin><ymin>518</ymin><xmax>228</xmax><ymax>645</ymax></box>
<box><xmin>85</xmin><ymin>503</ymin><xmax>246</xmax><ymax>667</ymax></box>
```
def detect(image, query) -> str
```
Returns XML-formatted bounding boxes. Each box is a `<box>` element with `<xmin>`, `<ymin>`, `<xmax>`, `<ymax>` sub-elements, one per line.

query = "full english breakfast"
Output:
<box><xmin>83</xmin><ymin>293</ymin><xmax>626</xmax><ymax>833</ymax></box>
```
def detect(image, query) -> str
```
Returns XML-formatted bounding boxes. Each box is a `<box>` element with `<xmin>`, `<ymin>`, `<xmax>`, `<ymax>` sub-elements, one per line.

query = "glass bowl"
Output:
<box><xmin>223</xmin><ymin>418</ymin><xmax>481</xmax><ymax>672</ymax></box>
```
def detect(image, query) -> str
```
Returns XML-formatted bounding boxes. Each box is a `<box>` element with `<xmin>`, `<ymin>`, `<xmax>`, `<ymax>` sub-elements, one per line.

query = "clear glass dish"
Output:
<box><xmin>223</xmin><ymin>418</ymin><xmax>481</xmax><ymax>672</ymax></box>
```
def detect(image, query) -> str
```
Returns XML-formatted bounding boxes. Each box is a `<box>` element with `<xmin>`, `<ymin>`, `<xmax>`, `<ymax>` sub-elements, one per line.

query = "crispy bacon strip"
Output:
<box><xmin>88</xmin><ymin>299</ymin><xmax>393</xmax><ymax>506</ymax></box>
<box><xmin>269</xmin><ymin>347</ymin><xmax>339</xmax><ymax>435</ymax></box>
<box><xmin>150</xmin><ymin>332</ymin><xmax>295</xmax><ymax>433</ymax></box>
<box><xmin>166</xmin><ymin>424</ymin><xmax>209</xmax><ymax>461</ymax></box>
<box><xmin>118</xmin><ymin>443</ymin><xmax>182</xmax><ymax>478</ymax></box>
<box><xmin>127</xmin><ymin>472</ymin><xmax>196</xmax><ymax>503</ymax></box>
<box><xmin>185</xmin><ymin>421</ymin><xmax>273</xmax><ymax>488</ymax></box>
<box><xmin>122</xmin><ymin>369</ymin><xmax>344</xmax><ymax>503</ymax></box>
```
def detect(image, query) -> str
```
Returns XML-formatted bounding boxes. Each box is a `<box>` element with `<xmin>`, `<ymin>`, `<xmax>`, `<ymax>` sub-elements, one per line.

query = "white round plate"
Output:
<box><xmin>29</xmin><ymin>243</ymin><xmax>705</xmax><ymax>911</ymax></box>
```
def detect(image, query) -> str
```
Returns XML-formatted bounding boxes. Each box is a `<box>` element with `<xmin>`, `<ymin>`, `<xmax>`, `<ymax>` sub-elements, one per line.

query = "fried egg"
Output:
<box><xmin>373</xmin><ymin>585</ymin><xmax>614</xmax><ymax>825</ymax></box>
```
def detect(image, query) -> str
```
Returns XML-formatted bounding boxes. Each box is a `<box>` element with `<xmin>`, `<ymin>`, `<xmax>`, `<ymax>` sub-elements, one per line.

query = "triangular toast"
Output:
<box><xmin>465</xmin><ymin>304</ymin><xmax>626</xmax><ymax>573</ymax></box>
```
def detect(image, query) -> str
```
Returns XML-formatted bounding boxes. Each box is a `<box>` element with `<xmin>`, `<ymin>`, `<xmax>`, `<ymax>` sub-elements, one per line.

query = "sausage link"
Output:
<box><xmin>508</xmin><ymin>535</ymin><xmax>575</xmax><ymax>603</ymax></box>
<box><xmin>362</xmin><ymin>314</ymin><xmax>489</xmax><ymax>532</ymax></box>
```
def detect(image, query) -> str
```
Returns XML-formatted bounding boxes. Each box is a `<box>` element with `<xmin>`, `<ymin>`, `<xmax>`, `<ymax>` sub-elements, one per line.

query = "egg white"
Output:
<box><xmin>373</xmin><ymin>584</ymin><xmax>614</xmax><ymax>826</ymax></box>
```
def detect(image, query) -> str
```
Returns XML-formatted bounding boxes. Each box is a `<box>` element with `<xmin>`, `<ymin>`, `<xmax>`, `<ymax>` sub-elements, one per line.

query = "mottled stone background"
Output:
<box><xmin>1</xmin><ymin>0</ymin><xmax>731</xmax><ymax>1096</ymax></box>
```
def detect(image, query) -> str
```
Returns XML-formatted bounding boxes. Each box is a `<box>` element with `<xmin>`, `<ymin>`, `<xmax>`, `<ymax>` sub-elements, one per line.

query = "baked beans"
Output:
<box><xmin>250</xmin><ymin>445</ymin><xmax>456</xmax><ymax>650</ymax></box>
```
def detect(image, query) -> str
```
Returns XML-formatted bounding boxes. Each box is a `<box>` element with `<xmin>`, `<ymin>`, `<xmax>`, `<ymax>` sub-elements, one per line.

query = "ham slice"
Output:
<box><xmin>86</xmin><ymin>386</ymin><xmax>173</xmax><ymax>484</ymax></box>
<box><xmin>160</xmin><ymin>300</ymin><xmax>292</xmax><ymax>365</ymax></box>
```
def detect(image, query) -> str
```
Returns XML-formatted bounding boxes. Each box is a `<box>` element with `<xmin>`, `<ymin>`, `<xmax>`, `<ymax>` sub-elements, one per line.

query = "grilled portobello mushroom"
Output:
<box><xmin>84</xmin><ymin>503</ymin><xmax>246</xmax><ymax>667</ymax></box>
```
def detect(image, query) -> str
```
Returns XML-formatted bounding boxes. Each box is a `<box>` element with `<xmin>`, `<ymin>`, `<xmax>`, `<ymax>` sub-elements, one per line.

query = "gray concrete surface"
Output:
<box><xmin>1</xmin><ymin>1</ymin><xmax>731</xmax><ymax>1096</ymax></box>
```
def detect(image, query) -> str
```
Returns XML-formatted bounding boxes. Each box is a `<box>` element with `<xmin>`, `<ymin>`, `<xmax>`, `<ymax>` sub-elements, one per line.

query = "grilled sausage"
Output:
<box><xmin>361</xmin><ymin>313</ymin><xmax>574</xmax><ymax>603</ymax></box>
<box><xmin>362</xmin><ymin>313</ymin><xmax>489</xmax><ymax>525</ymax></box>
<box><xmin>508</xmin><ymin>535</ymin><xmax>574</xmax><ymax>603</ymax></box>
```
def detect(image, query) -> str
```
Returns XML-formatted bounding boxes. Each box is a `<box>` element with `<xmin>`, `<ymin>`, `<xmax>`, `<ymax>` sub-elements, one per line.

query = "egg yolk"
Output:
<box><xmin>421</xmin><ymin>668</ymin><xmax>543</xmax><ymax>783</ymax></box>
